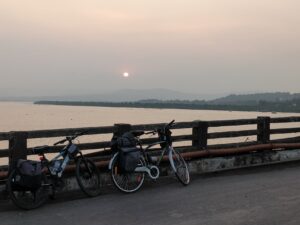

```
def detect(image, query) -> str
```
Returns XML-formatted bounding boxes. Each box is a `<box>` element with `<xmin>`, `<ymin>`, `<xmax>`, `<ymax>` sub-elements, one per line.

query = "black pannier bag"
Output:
<box><xmin>13</xmin><ymin>159</ymin><xmax>42</xmax><ymax>190</ymax></box>
<box><xmin>110</xmin><ymin>133</ymin><xmax>119</xmax><ymax>153</ymax></box>
<box><xmin>117</xmin><ymin>132</ymin><xmax>141</xmax><ymax>172</ymax></box>
<box><xmin>119</xmin><ymin>147</ymin><xmax>141</xmax><ymax>172</ymax></box>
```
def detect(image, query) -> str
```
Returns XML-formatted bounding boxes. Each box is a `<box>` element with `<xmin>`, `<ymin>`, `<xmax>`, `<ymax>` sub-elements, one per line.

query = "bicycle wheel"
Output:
<box><xmin>111</xmin><ymin>154</ymin><xmax>145</xmax><ymax>193</ymax></box>
<box><xmin>76</xmin><ymin>157</ymin><xmax>101</xmax><ymax>197</ymax></box>
<box><xmin>170</xmin><ymin>149</ymin><xmax>190</xmax><ymax>186</ymax></box>
<box><xmin>6</xmin><ymin>169</ymin><xmax>48</xmax><ymax>210</ymax></box>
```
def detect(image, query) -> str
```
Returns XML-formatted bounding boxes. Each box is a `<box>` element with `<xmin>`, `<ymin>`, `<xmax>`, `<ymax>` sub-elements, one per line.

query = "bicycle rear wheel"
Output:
<box><xmin>170</xmin><ymin>149</ymin><xmax>190</xmax><ymax>186</ymax></box>
<box><xmin>76</xmin><ymin>158</ymin><xmax>101</xmax><ymax>197</ymax></box>
<box><xmin>6</xmin><ymin>169</ymin><xmax>48</xmax><ymax>210</ymax></box>
<box><xmin>111</xmin><ymin>154</ymin><xmax>145</xmax><ymax>193</ymax></box>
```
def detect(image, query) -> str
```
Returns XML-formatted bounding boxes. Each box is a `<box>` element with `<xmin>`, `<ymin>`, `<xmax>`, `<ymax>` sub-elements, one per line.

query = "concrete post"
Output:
<box><xmin>8</xmin><ymin>131</ymin><xmax>28</xmax><ymax>172</ymax></box>
<box><xmin>192</xmin><ymin>121</ymin><xmax>208</xmax><ymax>149</ymax></box>
<box><xmin>257</xmin><ymin>117</ymin><xmax>271</xmax><ymax>143</ymax></box>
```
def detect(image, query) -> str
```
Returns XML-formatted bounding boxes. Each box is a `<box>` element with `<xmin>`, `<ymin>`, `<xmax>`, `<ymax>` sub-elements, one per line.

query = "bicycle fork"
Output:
<box><xmin>168</xmin><ymin>147</ymin><xmax>178</xmax><ymax>173</ymax></box>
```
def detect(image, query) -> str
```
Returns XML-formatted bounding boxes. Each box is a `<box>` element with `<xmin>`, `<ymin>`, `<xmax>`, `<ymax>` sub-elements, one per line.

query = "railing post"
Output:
<box><xmin>257</xmin><ymin>117</ymin><xmax>271</xmax><ymax>143</ymax></box>
<box><xmin>8</xmin><ymin>131</ymin><xmax>28</xmax><ymax>172</ymax></box>
<box><xmin>192</xmin><ymin>121</ymin><xmax>208</xmax><ymax>149</ymax></box>
<box><xmin>113</xmin><ymin>124</ymin><xmax>132</xmax><ymax>137</ymax></box>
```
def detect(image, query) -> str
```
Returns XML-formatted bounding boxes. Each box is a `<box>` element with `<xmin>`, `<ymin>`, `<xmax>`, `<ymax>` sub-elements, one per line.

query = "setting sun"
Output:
<box><xmin>123</xmin><ymin>72</ymin><xmax>129</xmax><ymax>77</ymax></box>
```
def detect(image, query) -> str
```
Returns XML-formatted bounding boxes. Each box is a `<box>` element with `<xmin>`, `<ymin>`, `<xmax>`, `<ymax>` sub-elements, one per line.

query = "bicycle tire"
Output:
<box><xmin>75</xmin><ymin>158</ymin><xmax>101</xmax><ymax>197</ymax></box>
<box><xmin>111</xmin><ymin>154</ymin><xmax>145</xmax><ymax>193</ymax></box>
<box><xmin>170</xmin><ymin>149</ymin><xmax>190</xmax><ymax>186</ymax></box>
<box><xmin>6</xmin><ymin>169</ymin><xmax>48</xmax><ymax>210</ymax></box>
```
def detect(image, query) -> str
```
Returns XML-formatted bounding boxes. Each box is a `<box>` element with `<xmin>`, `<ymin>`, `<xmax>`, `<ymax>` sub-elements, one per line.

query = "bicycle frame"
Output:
<box><xmin>8</xmin><ymin>132</ymin><xmax>101</xmax><ymax>210</ymax></box>
<box><xmin>109</xmin><ymin>120</ymin><xmax>190</xmax><ymax>193</ymax></box>
<box><xmin>41</xmin><ymin>143</ymin><xmax>83</xmax><ymax>179</ymax></box>
<box><xmin>47</xmin><ymin>148</ymin><xmax>70</xmax><ymax>178</ymax></box>
<box><xmin>144</xmin><ymin>142</ymin><xmax>178</xmax><ymax>171</ymax></box>
<box><xmin>109</xmin><ymin>120</ymin><xmax>177</xmax><ymax>177</ymax></box>
<box><xmin>143</xmin><ymin>141</ymin><xmax>167</xmax><ymax>166</ymax></box>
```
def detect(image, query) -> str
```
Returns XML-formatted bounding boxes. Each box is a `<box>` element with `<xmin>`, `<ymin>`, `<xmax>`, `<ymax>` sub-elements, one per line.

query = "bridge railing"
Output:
<box><xmin>1</xmin><ymin>116</ymin><xmax>300</xmax><ymax>180</ymax></box>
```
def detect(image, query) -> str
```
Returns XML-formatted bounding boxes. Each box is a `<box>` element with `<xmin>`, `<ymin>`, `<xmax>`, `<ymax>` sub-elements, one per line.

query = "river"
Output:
<box><xmin>0</xmin><ymin>102</ymin><xmax>299</xmax><ymax>165</ymax></box>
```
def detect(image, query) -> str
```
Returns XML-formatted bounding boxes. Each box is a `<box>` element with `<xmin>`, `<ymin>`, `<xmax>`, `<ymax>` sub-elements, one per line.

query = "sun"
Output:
<box><xmin>123</xmin><ymin>72</ymin><xmax>129</xmax><ymax>78</ymax></box>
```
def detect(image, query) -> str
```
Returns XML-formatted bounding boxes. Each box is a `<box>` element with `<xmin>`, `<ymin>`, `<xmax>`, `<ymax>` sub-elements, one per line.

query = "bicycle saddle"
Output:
<box><xmin>32</xmin><ymin>145</ymin><xmax>50</xmax><ymax>155</ymax></box>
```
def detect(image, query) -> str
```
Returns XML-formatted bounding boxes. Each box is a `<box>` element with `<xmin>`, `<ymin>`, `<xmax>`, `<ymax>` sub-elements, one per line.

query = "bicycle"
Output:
<box><xmin>6</xmin><ymin>131</ymin><xmax>101</xmax><ymax>210</ymax></box>
<box><xmin>109</xmin><ymin>120</ymin><xmax>190</xmax><ymax>193</ymax></box>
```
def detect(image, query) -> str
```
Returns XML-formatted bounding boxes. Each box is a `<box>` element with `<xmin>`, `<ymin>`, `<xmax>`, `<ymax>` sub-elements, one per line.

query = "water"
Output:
<box><xmin>0</xmin><ymin>102</ymin><xmax>299</xmax><ymax>165</ymax></box>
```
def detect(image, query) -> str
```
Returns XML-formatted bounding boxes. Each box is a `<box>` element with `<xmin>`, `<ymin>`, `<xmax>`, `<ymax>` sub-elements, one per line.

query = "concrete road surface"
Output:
<box><xmin>1</xmin><ymin>162</ymin><xmax>300</xmax><ymax>225</ymax></box>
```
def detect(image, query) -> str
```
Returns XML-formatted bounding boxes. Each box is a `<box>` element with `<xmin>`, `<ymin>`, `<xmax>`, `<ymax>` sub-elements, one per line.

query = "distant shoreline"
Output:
<box><xmin>34</xmin><ymin>101</ymin><xmax>300</xmax><ymax>113</ymax></box>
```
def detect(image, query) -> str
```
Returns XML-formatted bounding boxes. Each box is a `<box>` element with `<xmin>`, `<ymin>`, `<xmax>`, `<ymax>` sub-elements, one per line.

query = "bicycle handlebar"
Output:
<box><xmin>167</xmin><ymin>120</ymin><xmax>175</xmax><ymax>128</ymax></box>
<box><xmin>54</xmin><ymin>139</ymin><xmax>67</xmax><ymax>146</ymax></box>
<box><xmin>53</xmin><ymin>131</ymin><xmax>88</xmax><ymax>146</ymax></box>
<box><xmin>143</xmin><ymin>120</ymin><xmax>175</xmax><ymax>136</ymax></box>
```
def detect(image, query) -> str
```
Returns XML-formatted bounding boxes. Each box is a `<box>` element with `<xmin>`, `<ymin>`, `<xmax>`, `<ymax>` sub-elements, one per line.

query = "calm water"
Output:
<box><xmin>0</xmin><ymin>102</ymin><xmax>299</xmax><ymax>165</ymax></box>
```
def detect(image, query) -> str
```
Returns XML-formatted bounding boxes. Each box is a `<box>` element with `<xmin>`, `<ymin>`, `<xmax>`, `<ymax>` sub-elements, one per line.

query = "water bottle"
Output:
<box><xmin>57</xmin><ymin>155</ymin><xmax>70</xmax><ymax>177</ymax></box>
<box><xmin>50</xmin><ymin>160</ymin><xmax>62</xmax><ymax>175</ymax></box>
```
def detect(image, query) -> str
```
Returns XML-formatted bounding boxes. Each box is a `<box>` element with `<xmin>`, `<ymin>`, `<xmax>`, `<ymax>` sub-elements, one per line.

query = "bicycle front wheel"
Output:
<box><xmin>111</xmin><ymin>154</ymin><xmax>145</xmax><ymax>193</ymax></box>
<box><xmin>6</xmin><ymin>169</ymin><xmax>48</xmax><ymax>210</ymax></box>
<box><xmin>170</xmin><ymin>149</ymin><xmax>190</xmax><ymax>186</ymax></box>
<box><xmin>76</xmin><ymin>158</ymin><xmax>101</xmax><ymax>197</ymax></box>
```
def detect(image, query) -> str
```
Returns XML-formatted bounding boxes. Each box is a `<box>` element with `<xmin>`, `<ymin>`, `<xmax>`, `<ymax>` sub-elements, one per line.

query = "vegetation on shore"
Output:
<box><xmin>35</xmin><ymin>95</ymin><xmax>300</xmax><ymax>113</ymax></box>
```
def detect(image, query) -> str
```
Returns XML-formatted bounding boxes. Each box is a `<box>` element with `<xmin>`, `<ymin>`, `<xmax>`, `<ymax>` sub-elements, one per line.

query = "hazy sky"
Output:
<box><xmin>0</xmin><ymin>0</ymin><xmax>299</xmax><ymax>97</ymax></box>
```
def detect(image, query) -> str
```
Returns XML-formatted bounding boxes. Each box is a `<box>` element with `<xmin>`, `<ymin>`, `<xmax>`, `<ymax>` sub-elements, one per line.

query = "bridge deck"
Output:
<box><xmin>1</xmin><ymin>162</ymin><xmax>300</xmax><ymax>225</ymax></box>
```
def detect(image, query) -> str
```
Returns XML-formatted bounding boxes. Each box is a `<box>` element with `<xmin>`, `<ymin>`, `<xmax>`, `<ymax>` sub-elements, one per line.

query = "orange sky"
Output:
<box><xmin>0</xmin><ymin>0</ymin><xmax>299</xmax><ymax>96</ymax></box>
